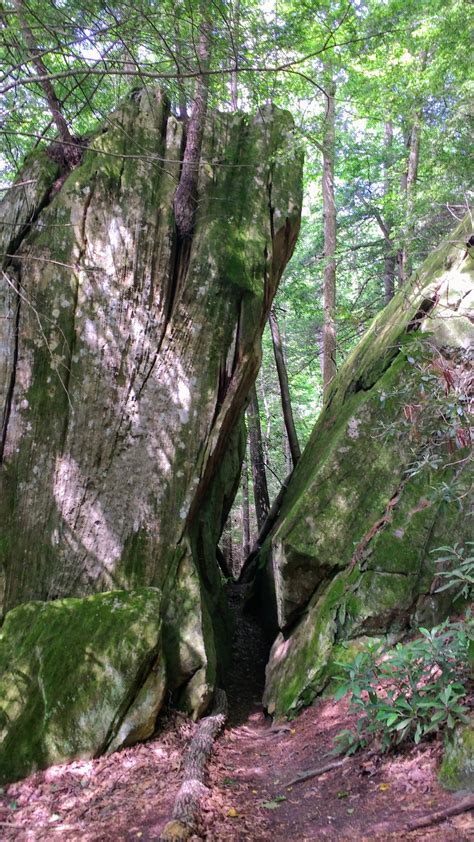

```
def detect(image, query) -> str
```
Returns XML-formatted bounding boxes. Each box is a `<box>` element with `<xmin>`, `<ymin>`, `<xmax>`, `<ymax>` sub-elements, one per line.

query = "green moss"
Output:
<box><xmin>261</xmin><ymin>217</ymin><xmax>473</xmax><ymax>718</ymax></box>
<box><xmin>0</xmin><ymin>588</ymin><xmax>164</xmax><ymax>783</ymax></box>
<box><xmin>264</xmin><ymin>576</ymin><xmax>346</xmax><ymax>717</ymax></box>
<box><xmin>439</xmin><ymin>718</ymin><xmax>474</xmax><ymax>791</ymax></box>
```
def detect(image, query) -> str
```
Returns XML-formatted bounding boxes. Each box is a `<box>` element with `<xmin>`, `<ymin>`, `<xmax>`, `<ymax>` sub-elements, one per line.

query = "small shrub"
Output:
<box><xmin>333</xmin><ymin>615</ymin><xmax>473</xmax><ymax>755</ymax></box>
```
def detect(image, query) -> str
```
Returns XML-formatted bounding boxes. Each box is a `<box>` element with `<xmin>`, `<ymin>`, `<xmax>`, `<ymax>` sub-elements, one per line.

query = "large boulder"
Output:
<box><xmin>0</xmin><ymin>87</ymin><xmax>303</xmax><ymax>749</ymax></box>
<box><xmin>0</xmin><ymin>589</ymin><xmax>165</xmax><ymax>783</ymax></box>
<box><xmin>261</xmin><ymin>218</ymin><xmax>473</xmax><ymax>717</ymax></box>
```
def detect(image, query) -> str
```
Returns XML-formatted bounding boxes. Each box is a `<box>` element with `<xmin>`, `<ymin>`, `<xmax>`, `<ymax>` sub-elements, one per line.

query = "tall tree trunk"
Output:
<box><xmin>241</xmin><ymin>455</ymin><xmax>251</xmax><ymax>557</ymax></box>
<box><xmin>321</xmin><ymin>72</ymin><xmax>337</xmax><ymax>400</ymax></box>
<box><xmin>174</xmin><ymin>19</ymin><xmax>188</xmax><ymax>121</ymax></box>
<box><xmin>173</xmin><ymin>15</ymin><xmax>211</xmax><ymax>237</ymax></box>
<box><xmin>268</xmin><ymin>306</ymin><xmax>301</xmax><ymax>466</ymax></box>
<box><xmin>383</xmin><ymin>120</ymin><xmax>396</xmax><ymax>303</ymax></box>
<box><xmin>247</xmin><ymin>385</ymin><xmax>270</xmax><ymax>533</ymax></box>
<box><xmin>12</xmin><ymin>0</ymin><xmax>78</xmax><ymax>165</ymax></box>
<box><xmin>283</xmin><ymin>428</ymin><xmax>292</xmax><ymax>474</ymax></box>
<box><xmin>398</xmin><ymin>113</ymin><xmax>422</xmax><ymax>284</ymax></box>
<box><xmin>398</xmin><ymin>51</ymin><xmax>427</xmax><ymax>284</ymax></box>
<box><xmin>230</xmin><ymin>0</ymin><xmax>241</xmax><ymax>110</ymax></box>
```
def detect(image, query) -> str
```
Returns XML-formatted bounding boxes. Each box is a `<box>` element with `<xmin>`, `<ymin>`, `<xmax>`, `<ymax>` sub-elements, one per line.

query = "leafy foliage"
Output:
<box><xmin>333</xmin><ymin>616</ymin><xmax>473</xmax><ymax>755</ymax></box>
<box><xmin>433</xmin><ymin>543</ymin><xmax>474</xmax><ymax>603</ymax></box>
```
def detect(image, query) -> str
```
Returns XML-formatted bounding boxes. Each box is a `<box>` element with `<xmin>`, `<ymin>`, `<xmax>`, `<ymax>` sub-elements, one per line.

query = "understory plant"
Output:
<box><xmin>333</xmin><ymin>614</ymin><xmax>473</xmax><ymax>756</ymax></box>
<box><xmin>433</xmin><ymin>542</ymin><xmax>474</xmax><ymax>602</ymax></box>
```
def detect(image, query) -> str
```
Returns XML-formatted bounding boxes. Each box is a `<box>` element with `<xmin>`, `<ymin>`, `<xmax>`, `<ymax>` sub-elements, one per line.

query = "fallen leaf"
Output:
<box><xmin>290</xmin><ymin>729</ymin><xmax>296</xmax><ymax>735</ymax></box>
<box><xmin>252</xmin><ymin>789</ymin><xmax>258</xmax><ymax>794</ymax></box>
<box><xmin>337</xmin><ymin>791</ymin><xmax>350</xmax><ymax>799</ymax></box>
<box><xmin>379</xmin><ymin>783</ymin><xmax>390</xmax><ymax>792</ymax></box>
<box><xmin>227</xmin><ymin>807</ymin><xmax>238</xmax><ymax>818</ymax></box>
<box><xmin>262</xmin><ymin>798</ymin><xmax>286</xmax><ymax>810</ymax></box>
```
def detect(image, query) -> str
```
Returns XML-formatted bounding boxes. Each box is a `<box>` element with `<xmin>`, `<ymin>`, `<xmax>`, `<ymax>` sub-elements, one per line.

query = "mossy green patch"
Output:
<box><xmin>439</xmin><ymin>717</ymin><xmax>474</xmax><ymax>791</ymax></box>
<box><xmin>0</xmin><ymin>588</ymin><xmax>164</xmax><ymax>783</ymax></box>
<box><xmin>263</xmin><ymin>576</ymin><xmax>346</xmax><ymax>717</ymax></box>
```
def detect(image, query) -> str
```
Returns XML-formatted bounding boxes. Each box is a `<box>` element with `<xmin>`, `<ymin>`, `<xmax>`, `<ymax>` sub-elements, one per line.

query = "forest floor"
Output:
<box><xmin>1</xmin><ymin>585</ymin><xmax>473</xmax><ymax>841</ymax></box>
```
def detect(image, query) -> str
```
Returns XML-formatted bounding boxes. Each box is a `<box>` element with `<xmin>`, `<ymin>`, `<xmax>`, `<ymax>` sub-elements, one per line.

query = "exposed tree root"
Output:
<box><xmin>285</xmin><ymin>758</ymin><xmax>347</xmax><ymax>787</ymax></box>
<box><xmin>405</xmin><ymin>794</ymin><xmax>474</xmax><ymax>831</ymax></box>
<box><xmin>160</xmin><ymin>689</ymin><xmax>228</xmax><ymax>840</ymax></box>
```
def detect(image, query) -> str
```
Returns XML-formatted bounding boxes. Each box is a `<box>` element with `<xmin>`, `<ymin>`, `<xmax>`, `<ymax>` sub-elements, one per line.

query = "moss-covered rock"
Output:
<box><xmin>0</xmin><ymin>588</ymin><xmax>165</xmax><ymax>783</ymax></box>
<box><xmin>260</xmin><ymin>217</ymin><xmax>474</xmax><ymax>717</ymax></box>
<box><xmin>0</xmin><ymin>89</ymin><xmax>303</xmax><ymax>750</ymax></box>
<box><xmin>439</xmin><ymin>717</ymin><xmax>474</xmax><ymax>791</ymax></box>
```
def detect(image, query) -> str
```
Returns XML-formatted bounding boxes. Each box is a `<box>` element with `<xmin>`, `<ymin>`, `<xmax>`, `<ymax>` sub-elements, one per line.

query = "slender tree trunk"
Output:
<box><xmin>247</xmin><ymin>385</ymin><xmax>270</xmax><ymax>533</ymax></box>
<box><xmin>398</xmin><ymin>51</ymin><xmax>427</xmax><ymax>284</ymax></box>
<box><xmin>174</xmin><ymin>15</ymin><xmax>211</xmax><ymax>237</ymax></box>
<box><xmin>383</xmin><ymin>120</ymin><xmax>396</xmax><ymax>303</ymax></box>
<box><xmin>230</xmin><ymin>0</ymin><xmax>241</xmax><ymax>110</ymax></box>
<box><xmin>283</xmin><ymin>428</ymin><xmax>292</xmax><ymax>474</ymax></box>
<box><xmin>398</xmin><ymin>113</ymin><xmax>422</xmax><ymax>284</ymax></box>
<box><xmin>241</xmin><ymin>456</ymin><xmax>251</xmax><ymax>557</ymax></box>
<box><xmin>268</xmin><ymin>306</ymin><xmax>301</xmax><ymax>466</ymax></box>
<box><xmin>321</xmin><ymin>73</ymin><xmax>337</xmax><ymax>399</ymax></box>
<box><xmin>174</xmin><ymin>20</ymin><xmax>188</xmax><ymax>121</ymax></box>
<box><xmin>12</xmin><ymin>0</ymin><xmax>78</xmax><ymax>165</ymax></box>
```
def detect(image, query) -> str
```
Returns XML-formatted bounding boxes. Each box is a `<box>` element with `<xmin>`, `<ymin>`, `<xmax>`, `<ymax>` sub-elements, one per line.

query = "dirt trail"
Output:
<box><xmin>1</xmin><ymin>583</ymin><xmax>472</xmax><ymax>840</ymax></box>
<box><xmin>201</xmin><ymin>581</ymin><xmax>473</xmax><ymax>841</ymax></box>
<box><xmin>223</xmin><ymin>582</ymin><xmax>272</xmax><ymax>727</ymax></box>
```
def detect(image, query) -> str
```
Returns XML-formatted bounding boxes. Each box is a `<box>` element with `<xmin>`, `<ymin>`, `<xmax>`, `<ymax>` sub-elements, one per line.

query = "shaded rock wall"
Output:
<box><xmin>0</xmin><ymin>87</ymin><xmax>302</xmax><ymax>769</ymax></box>
<box><xmin>260</xmin><ymin>218</ymin><xmax>473</xmax><ymax>717</ymax></box>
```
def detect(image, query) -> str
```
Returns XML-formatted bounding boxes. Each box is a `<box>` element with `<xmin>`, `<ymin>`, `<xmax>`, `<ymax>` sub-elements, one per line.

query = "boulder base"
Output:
<box><xmin>0</xmin><ymin>588</ymin><xmax>165</xmax><ymax>783</ymax></box>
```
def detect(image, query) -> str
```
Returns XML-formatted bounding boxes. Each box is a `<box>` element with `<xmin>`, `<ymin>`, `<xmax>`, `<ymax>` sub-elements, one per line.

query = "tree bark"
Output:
<box><xmin>398</xmin><ymin>51</ymin><xmax>427</xmax><ymax>284</ymax></box>
<box><xmin>173</xmin><ymin>19</ymin><xmax>189</xmax><ymax>121</ymax></box>
<box><xmin>230</xmin><ymin>0</ymin><xmax>241</xmax><ymax>110</ymax></box>
<box><xmin>12</xmin><ymin>0</ymin><xmax>78</xmax><ymax>165</ymax></box>
<box><xmin>247</xmin><ymin>385</ymin><xmax>270</xmax><ymax>533</ymax></box>
<box><xmin>173</xmin><ymin>15</ymin><xmax>211</xmax><ymax>237</ymax></box>
<box><xmin>398</xmin><ymin>112</ymin><xmax>422</xmax><ymax>284</ymax></box>
<box><xmin>268</xmin><ymin>306</ymin><xmax>301</xmax><ymax>466</ymax></box>
<box><xmin>382</xmin><ymin>120</ymin><xmax>396</xmax><ymax>303</ymax></box>
<box><xmin>321</xmin><ymin>72</ymin><xmax>337</xmax><ymax>399</ymax></box>
<box><xmin>241</xmin><ymin>456</ymin><xmax>251</xmax><ymax>557</ymax></box>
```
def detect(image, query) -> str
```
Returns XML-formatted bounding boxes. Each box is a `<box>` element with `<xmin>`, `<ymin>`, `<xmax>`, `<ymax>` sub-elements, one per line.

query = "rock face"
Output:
<box><xmin>0</xmin><ymin>588</ymin><xmax>165</xmax><ymax>783</ymax></box>
<box><xmin>261</xmin><ymin>218</ymin><xmax>473</xmax><ymax>718</ymax></box>
<box><xmin>0</xmin><ymin>88</ymin><xmax>302</xmax><ymax>777</ymax></box>
<box><xmin>439</xmin><ymin>716</ymin><xmax>474</xmax><ymax>791</ymax></box>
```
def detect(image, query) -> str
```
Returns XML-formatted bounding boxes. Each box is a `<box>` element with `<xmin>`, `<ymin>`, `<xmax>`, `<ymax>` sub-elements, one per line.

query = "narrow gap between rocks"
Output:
<box><xmin>222</xmin><ymin>581</ymin><xmax>273</xmax><ymax>727</ymax></box>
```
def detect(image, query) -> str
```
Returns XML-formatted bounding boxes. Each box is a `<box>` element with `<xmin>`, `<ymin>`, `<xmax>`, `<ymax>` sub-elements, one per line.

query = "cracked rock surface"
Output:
<box><xmin>0</xmin><ymin>88</ymin><xmax>302</xmax><ymax>779</ymax></box>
